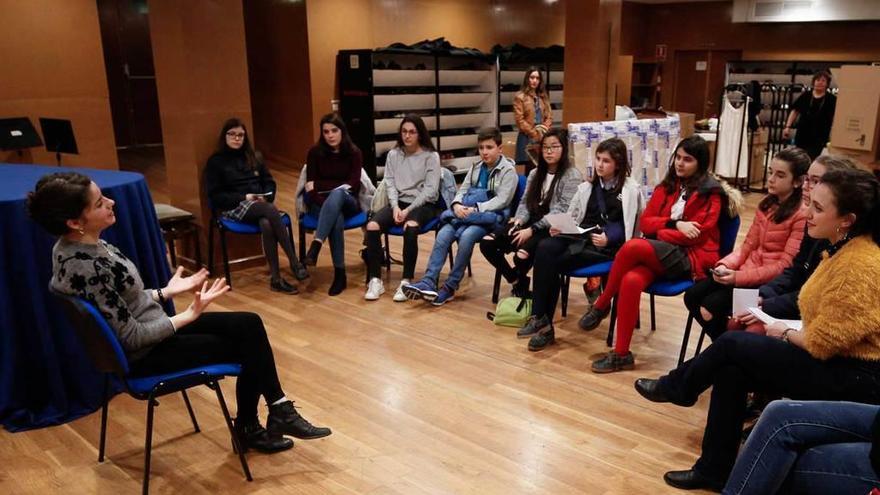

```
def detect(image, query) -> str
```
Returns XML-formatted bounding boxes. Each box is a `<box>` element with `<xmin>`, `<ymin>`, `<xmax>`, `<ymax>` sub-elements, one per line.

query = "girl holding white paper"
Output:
<box><xmin>479</xmin><ymin>129</ymin><xmax>581</xmax><ymax>299</ymax></box>
<box><xmin>634</xmin><ymin>167</ymin><xmax>880</xmax><ymax>492</ymax></box>
<box><xmin>683</xmin><ymin>147</ymin><xmax>811</xmax><ymax>340</ymax></box>
<box><xmin>516</xmin><ymin>138</ymin><xmax>643</xmax><ymax>351</ymax></box>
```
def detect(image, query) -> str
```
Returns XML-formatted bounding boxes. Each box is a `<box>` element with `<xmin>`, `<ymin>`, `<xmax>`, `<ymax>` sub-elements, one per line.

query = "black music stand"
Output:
<box><xmin>0</xmin><ymin>117</ymin><xmax>43</xmax><ymax>156</ymax></box>
<box><xmin>39</xmin><ymin>118</ymin><xmax>78</xmax><ymax>166</ymax></box>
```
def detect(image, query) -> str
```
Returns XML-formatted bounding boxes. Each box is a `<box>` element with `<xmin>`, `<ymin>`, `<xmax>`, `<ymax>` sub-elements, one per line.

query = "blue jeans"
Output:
<box><xmin>422</xmin><ymin>223</ymin><xmax>487</xmax><ymax>291</ymax></box>
<box><xmin>723</xmin><ymin>400</ymin><xmax>880</xmax><ymax>495</ymax></box>
<box><xmin>308</xmin><ymin>189</ymin><xmax>359</xmax><ymax>268</ymax></box>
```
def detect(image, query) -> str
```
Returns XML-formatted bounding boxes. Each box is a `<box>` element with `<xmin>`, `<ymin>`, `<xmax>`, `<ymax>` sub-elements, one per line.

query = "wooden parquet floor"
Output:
<box><xmin>0</xmin><ymin>149</ymin><xmax>759</xmax><ymax>494</ymax></box>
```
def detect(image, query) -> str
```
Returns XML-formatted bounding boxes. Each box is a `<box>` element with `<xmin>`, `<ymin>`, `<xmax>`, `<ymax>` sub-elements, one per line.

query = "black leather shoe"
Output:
<box><xmin>517</xmin><ymin>315</ymin><xmax>550</xmax><ymax>339</ymax></box>
<box><xmin>663</xmin><ymin>469</ymin><xmax>724</xmax><ymax>492</ymax></box>
<box><xmin>578</xmin><ymin>305</ymin><xmax>610</xmax><ymax>331</ymax></box>
<box><xmin>527</xmin><ymin>325</ymin><xmax>555</xmax><ymax>351</ymax></box>
<box><xmin>268</xmin><ymin>400</ymin><xmax>332</xmax><ymax>439</ymax></box>
<box><xmin>291</xmin><ymin>260</ymin><xmax>310</xmax><ymax>281</ymax></box>
<box><xmin>270</xmin><ymin>277</ymin><xmax>298</xmax><ymax>294</ymax></box>
<box><xmin>234</xmin><ymin>419</ymin><xmax>293</xmax><ymax>453</ymax></box>
<box><xmin>634</xmin><ymin>378</ymin><xmax>670</xmax><ymax>403</ymax></box>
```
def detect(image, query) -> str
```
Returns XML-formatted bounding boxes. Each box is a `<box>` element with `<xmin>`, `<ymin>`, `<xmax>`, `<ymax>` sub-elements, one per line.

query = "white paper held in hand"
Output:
<box><xmin>545</xmin><ymin>213</ymin><xmax>599</xmax><ymax>235</ymax></box>
<box><xmin>747</xmin><ymin>307</ymin><xmax>803</xmax><ymax>331</ymax></box>
<box><xmin>732</xmin><ymin>288</ymin><xmax>759</xmax><ymax>317</ymax></box>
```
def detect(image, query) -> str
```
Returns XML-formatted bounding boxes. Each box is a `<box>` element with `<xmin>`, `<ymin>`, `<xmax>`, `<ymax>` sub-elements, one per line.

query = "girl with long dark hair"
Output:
<box><xmin>516</xmin><ymin>137</ymin><xmax>645</xmax><ymax>351</ymax></box>
<box><xmin>302</xmin><ymin>113</ymin><xmax>363</xmax><ymax>295</ymax></box>
<box><xmin>579</xmin><ymin>135</ymin><xmax>729</xmax><ymax>373</ymax></box>
<box><xmin>204</xmin><ymin>118</ymin><xmax>308</xmax><ymax>294</ymax></box>
<box><xmin>479</xmin><ymin>128</ymin><xmax>581</xmax><ymax>298</ymax></box>
<box><xmin>683</xmin><ymin>147</ymin><xmax>811</xmax><ymax>340</ymax></box>
<box><xmin>364</xmin><ymin>114</ymin><xmax>441</xmax><ymax>302</ymax></box>
<box><xmin>512</xmin><ymin>67</ymin><xmax>553</xmax><ymax>167</ymax></box>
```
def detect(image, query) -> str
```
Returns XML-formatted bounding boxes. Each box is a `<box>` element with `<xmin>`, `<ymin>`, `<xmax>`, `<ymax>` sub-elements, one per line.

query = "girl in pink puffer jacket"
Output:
<box><xmin>682</xmin><ymin>147</ymin><xmax>812</xmax><ymax>340</ymax></box>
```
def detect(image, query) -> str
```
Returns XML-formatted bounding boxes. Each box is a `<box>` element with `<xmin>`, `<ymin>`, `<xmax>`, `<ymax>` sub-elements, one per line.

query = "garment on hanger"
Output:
<box><xmin>715</xmin><ymin>94</ymin><xmax>750</xmax><ymax>179</ymax></box>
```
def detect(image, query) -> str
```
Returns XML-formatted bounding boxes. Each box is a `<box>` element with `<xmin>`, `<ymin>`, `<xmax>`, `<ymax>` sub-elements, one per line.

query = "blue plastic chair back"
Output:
<box><xmin>54</xmin><ymin>293</ymin><xmax>131</xmax><ymax>376</ymax></box>
<box><xmin>719</xmin><ymin>214</ymin><xmax>741</xmax><ymax>257</ymax></box>
<box><xmin>509</xmin><ymin>174</ymin><xmax>528</xmax><ymax>217</ymax></box>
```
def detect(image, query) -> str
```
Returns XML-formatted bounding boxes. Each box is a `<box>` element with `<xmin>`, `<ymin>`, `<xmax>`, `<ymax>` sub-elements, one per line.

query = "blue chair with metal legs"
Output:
<box><xmin>206</xmin><ymin>202</ymin><xmax>296</xmax><ymax>289</ymax></box>
<box><xmin>488</xmin><ymin>173</ymin><xmax>529</xmax><ymax>302</ymax></box>
<box><xmin>647</xmin><ymin>214</ymin><xmax>741</xmax><ymax>365</ymax></box>
<box><xmin>54</xmin><ymin>293</ymin><xmax>252</xmax><ymax>495</ymax></box>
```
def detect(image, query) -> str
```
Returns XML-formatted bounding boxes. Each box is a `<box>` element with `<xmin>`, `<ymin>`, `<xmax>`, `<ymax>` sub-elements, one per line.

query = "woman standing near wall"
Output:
<box><xmin>513</xmin><ymin>67</ymin><xmax>553</xmax><ymax>168</ymax></box>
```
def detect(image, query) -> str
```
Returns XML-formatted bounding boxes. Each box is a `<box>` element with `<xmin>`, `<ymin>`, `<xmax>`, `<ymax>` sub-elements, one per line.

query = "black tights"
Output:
<box><xmin>365</xmin><ymin>226</ymin><xmax>420</xmax><ymax>280</ymax></box>
<box><xmin>242</xmin><ymin>201</ymin><xmax>296</xmax><ymax>280</ymax></box>
<box><xmin>129</xmin><ymin>312</ymin><xmax>284</xmax><ymax>423</ymax></box>
<box><xmin>684</xmin><ymin>277</ymin><xmax>734</xmax><ymax>340</ymax></box>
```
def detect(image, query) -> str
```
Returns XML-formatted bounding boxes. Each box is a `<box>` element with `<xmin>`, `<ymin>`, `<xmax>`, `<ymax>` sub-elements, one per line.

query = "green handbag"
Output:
<box><xmin>487</xmin><ymin>296</ymin><xmax>532</xmax><ymax>327</ymax></box>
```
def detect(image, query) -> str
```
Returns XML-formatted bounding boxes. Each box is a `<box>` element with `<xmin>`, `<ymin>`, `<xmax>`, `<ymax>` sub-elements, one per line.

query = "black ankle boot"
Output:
<box><xmin>270</xmin><ymin>277</ymin><xmax>298</xmax><ymax>294</ymax></box>
<box><xmin>234</xmin><ymin>418</ymin><xmax>293</xmax><ymax>453</ymax></box>
<box><xmin>328</xmin><ymin>268</ymin><xmax>347</xmax><ymax>296</ymax></box>
<box><xmin>304</xmin><ymin>240</ymin><xmax>322</xmax><ymax>266</ymax></box>
<box><xmin>267</xmin><ymin>400</ymin><xmax>332</xmax><ymax>439</ymax></box>
<box><xmin>291</xmin><ymin>259</ymin><xmax>309</xmax><ymax>281</ymax></box>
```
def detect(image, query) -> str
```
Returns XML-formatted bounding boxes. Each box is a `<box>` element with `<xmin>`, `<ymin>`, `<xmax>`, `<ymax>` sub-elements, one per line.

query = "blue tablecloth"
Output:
<box><xmin>0</xmin><ymin>164</ymin><xmax>171</xmax><ymax>431</ymax></box>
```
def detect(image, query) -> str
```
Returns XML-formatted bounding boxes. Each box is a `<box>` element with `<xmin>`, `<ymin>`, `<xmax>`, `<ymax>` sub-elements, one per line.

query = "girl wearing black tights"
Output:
<box><xmin>518</xmin><ymin>138</ymin><xmax>645</xmax><ymax>351</ymax></box>
<box><xmin>205</xmin><ymin>118</ymin><xmax>308</xmax><ymax>294</ymax></box>
<box><xmin>27</xmin><ymin>172</ymin><xmax>331</xmax><ymax>454</ymax></box>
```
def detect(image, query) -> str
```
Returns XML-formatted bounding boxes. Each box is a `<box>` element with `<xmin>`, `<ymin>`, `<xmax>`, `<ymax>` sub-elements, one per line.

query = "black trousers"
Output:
<box><xmin>479</xmin><ymin>223</ymin><xmax>550</xmax><ymax>284</ymax></box>
<box><xmin>683</xmin><ymin>278</ymin><xmax>734</xmax><ymax>340</ymax></box>
<box><xmin>129</xmin><ymin>312</ymin><xmax>285</xmax><ymax>423</ymax></box>
<box><xmin>530</xmin><ymin>236</ymin><xmax>614</xmax><ymax>319</ymax></box>
<box><xmin>658</xmin><ymin>331</ymin><xmax>880</xmax><ymax>481</ymax></box>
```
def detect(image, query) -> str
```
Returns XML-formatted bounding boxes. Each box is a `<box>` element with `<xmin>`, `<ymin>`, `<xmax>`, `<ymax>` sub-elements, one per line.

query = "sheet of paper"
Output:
<box><xmin>545</xmin><ymin>213</ymin><xmax>598</xmax><ymax>235</ymax></box>
<box><xmin>732</xmin><ymin>288</ymin><xmax>759</xmax><ymax>317</ymax></box>
<box><xmin>747</xmin><ymin>307</ymin><xmax>803</xmax><ymax>331</ymax></box>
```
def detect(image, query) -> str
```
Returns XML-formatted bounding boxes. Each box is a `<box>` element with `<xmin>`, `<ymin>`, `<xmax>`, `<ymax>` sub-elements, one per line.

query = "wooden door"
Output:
<box><xmin>672</xmin><ymin>50</ymin><xmax>709</xmax><ymax>118</ymax></box>
<box><xmin>97</xmin><ymin>0</ymin><xmax>163</xmax><ymax>148</ymax></box>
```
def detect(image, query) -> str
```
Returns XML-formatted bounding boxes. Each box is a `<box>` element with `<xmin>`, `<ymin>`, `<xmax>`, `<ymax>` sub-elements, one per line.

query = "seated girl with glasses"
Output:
<box><xmin>479</xmin><ymin>128</ymin><xmax>581</xmax><ymax>304</ymax></box>
<box><xmin>364</xmin><ymin>114</ymin><xmax>442</xmax><ymax>302</ymax></box>
<box><xmin>204</xmin><ymin>118</ymin><xmax>309</xmax><ymax>294</ymax></box>
<box><xmin>578</xmin><ymin>135</ymin><xmax>734</xmax><ymax>373</ymax></box>
<box><xmin>514</xmin><ymin>137</ymin><xmax>644</xmax><ymax>352</ymax></box>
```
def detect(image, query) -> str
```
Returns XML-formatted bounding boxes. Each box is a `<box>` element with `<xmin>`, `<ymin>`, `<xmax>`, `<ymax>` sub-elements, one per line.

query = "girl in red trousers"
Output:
<box><xmin>685</xmin><ymin>147</ymin><xmax>811</xmax><ymax>340</ymax></box>
<box><xmin>579</xmin><ymin>135</ymin><xmax>728</xmax><ymax>373</ymax></box>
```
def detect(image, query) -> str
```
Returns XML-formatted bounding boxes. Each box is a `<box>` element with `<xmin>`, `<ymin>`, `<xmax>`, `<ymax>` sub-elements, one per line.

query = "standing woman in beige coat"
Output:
<box><xmin>513</xmin><ymin>67</ymin><xmax>553</xmax><ymax>169</ymax></box>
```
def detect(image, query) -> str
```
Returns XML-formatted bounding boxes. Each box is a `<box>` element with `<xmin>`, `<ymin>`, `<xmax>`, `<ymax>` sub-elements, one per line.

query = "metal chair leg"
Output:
<box><xmin>98</xmin><ymin>374</ymin><xmax>110</xmax><ymax>462</ymax></box>
<box><xmin>298</xmin><ymin>222</ymin><xmax>307</xmax><ymax>263</ymax></box>
<box><xmin>193</xmin><ymin>224</ymin><xmax>203</xmax><ymax>269</ymax></box>
<box><xmin>142</xmin><ymin>396</ymin><xmax>157</xmax><ymax>495</ymax></box>
<box><xmin>180</xmin><ymin>390</ymin><xmax>200</xmax><ymax>433</ymax></box>
<box><xmin>384</xmin><ymin>232</ymin><xmax>392</xmax><ymax>272</ymax></box>
<box><xmin>219</xmin><ymin>228</ymin><xmax>232</xmax><ymax>288</ymax></box>
<box><xmin>606</xmin><ymin>296</ymin><xmax>618</xmax><ymax>347</ymax></box>
<box><xmin>678</xmin><ymin>315</ymin><xmax>694</xmax><ymax>366</ymax></box>
<box><xmin>650</xmin><ymin>293</ymin><xmax>657</xmax><ymax>331</ymax></box>
<box><xmin>560</xmin><ymin>275</ymin><xmax>570</xmax><ymax>318</ymax></box>
<box><xmin>207</xmin><ymin>220</ymin><xmax>215</xmax><ymax>276</ymax></box>
<box><xmin>694</xmin><ymin>327</ymin><xmax>708</xmax><ymax>357</ymax></box>
<box><xmin>492</xmin><ymin>269</ymin><xmax>502</xmax><ymax>304</ymax></box>
<box><xmin>210</xmin><ymin>381</ymin><xmax>253</xmax><ymax>482</ymax></box>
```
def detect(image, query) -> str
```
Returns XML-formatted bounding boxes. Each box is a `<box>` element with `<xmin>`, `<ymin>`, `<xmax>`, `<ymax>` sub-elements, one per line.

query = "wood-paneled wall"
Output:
<box><xmin>0</xmin><ymin>0</ymin><xmax>118</xmax><ymax>169</ymax></box>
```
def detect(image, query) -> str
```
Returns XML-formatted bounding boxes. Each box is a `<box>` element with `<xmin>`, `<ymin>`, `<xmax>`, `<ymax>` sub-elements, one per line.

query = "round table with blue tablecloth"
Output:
<box><xmin>0</xmin><ymin>163</ymin><xmax>171</xmax><ymax>431</ymax></box>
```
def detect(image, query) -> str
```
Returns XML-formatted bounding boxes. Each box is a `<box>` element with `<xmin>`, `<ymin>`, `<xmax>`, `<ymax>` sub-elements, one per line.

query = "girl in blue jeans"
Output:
<box><xmin>723</xmin><ymin>400</ymin><xmax>880</xmax><ymax>494</ymax></box>
<box><xmin>302</xmin><ymin>113</ymin><xmax>363</xmax><ymax>295</ymax></box>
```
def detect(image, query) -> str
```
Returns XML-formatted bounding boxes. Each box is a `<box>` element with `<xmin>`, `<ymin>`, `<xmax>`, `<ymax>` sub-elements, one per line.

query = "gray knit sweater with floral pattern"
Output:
<box><xmin>50</xmin><ymin>238</ymin><xmax>173</xmax><ymax>359</ymax></box>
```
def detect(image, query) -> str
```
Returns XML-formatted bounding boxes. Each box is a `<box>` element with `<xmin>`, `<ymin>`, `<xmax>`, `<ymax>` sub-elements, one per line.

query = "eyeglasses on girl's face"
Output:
<box><xmin>542</xmin><ymin>145</ymin><xmax>562</xmax><ymax>152</ymax></box>
<box><xmin>226</xmin><ymin>131</ymin><xmax>246</xmax><ymax>140</ymax></box>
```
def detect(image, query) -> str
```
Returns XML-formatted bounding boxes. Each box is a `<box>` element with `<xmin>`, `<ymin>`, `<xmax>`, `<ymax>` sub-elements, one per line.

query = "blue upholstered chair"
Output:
<box><xmin>54</xmin><ymin>294</ymin><xmax>252</xmax><ymax>495</ymax></box>
<box><xmin>206</xmin><ymin>201</ymin><xmax>296</xmax><ymax>289</ymax></box>
<box><xmin>297</xmin><ymin>210</ymin><xmax>369</xmax><ymax>263</ymax></box>
<box><xmin>647</xmin><ymin>213</ymin><xmax>741</xmax><ymax>365</ymax></box>
<box><xmin>488</xmin><ymin>173</ymin><xmax>529</xmax><ymax>303</ymax></box>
